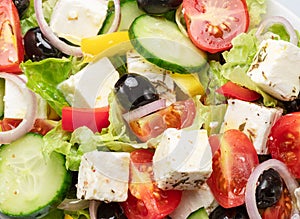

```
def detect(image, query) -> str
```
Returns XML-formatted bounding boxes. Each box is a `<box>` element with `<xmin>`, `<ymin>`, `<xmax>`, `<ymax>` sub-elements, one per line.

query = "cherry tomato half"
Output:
<box><xmin>207</xmin><ymin>129</ymin><xmax>259</xmax><ymax>208</ymax></box>
<box><xmin>182</xmin><ymin>0</ymin><xmax>250</xmax><ymax>53</ymax></box>
<box><xmin>216</xmin><ymin>81</ymin><xmax>261</xmax><ymax>101</ymax></box>
<box><xmin>120</xmin><ymin>149</ymin><xmax>182</xmax><ymax>219</ymax></box>
<box><xmin>0</xmin><ymin>0</ymin><xmax>24</xmax><ymax>73</ymax></box>
<box><xmin>267</xmin><ymin>112</ymin><xmax>300</xmax><ymax>178</ymax></box>
<box><xmin>129</xmin><ymin>99</ymin><xmax>196</xmax><ymax>142</ymax></box>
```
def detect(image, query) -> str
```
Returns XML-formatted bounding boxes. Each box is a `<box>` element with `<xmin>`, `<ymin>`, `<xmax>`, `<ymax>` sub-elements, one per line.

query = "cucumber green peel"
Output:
<box><xmin>0</xmin><ymin>133</ymin><xmax>71</xmax><ymax>217</ymax></box>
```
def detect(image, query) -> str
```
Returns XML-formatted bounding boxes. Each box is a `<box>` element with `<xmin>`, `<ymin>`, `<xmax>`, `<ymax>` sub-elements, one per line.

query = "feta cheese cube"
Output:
<box><xmin>77</xmin><ymin>151</ymin><xmax>130</xmax><ymax>202</ymax></box>
<box><xmin>221</xmin><ymin>99</ymin><xmax>283</xmax><ymax>154</ymax></box>
<box><xmin>247</xmin><ymin>39</ymin><xmax>300</xmax><ymax>101</ymax></box>
<box><xmin>4</xmin><ymin>75</ymin><xmax>48</xmax><ymax>119</ymax></box>
<box><xmin>50</xmin><ymin>0</ymin><xmax>109</xmax><ymax>45</ymax></box>
<box><xmin>153</xmin><ymin>128</ymin><xmax>212</xmax><ymax>190</ymax></box>
<box><xmin>57</xmin><ymin>57</ymin><xmax>119</xmax><ymax>108</ymax></box>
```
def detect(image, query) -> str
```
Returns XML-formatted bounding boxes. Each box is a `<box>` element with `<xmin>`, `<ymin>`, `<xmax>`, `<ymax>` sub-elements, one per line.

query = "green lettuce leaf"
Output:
<box><xmin>20</xmin><ymin>0</ymin><xmax>59</xmax><ymax>34</ymax></box>
<box><xmin>21</xmin><ymin>58</ymin><xmax>75</xmax><ymax>116</ymax></box>
<box><xmin>246</xmin><ymin>0</ymin><xmax>267</xmax><ymax>29</ymax></box>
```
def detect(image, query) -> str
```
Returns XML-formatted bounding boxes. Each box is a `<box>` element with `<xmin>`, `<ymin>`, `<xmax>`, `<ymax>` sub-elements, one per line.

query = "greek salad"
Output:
<box><xmin>0</xmin><ymin>0</ymin><xmax>300</xmax><ymax>218</ymax></box>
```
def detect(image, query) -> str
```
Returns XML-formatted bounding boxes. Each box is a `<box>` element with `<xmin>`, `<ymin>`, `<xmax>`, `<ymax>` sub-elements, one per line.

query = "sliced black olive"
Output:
<box><xmin>137</xmin><ymin>0</ymin><xmax>182</xmax><ymax>15</ymax></box>
<box><xmin>23</xmin><ymin>27</ymin><xmax>64</xmax><ymax>61</ymax></box>
<box><xmin>283</xmin><ymin>93</ymin><xmax>300</xmax><ymax>113</ymax></box>
<box><xmin>209</xmin><ymin>205</ymin><xmax>249</xmax><ymax>219</ymax></box>
<box><xmin>114</xmin><ymin>73</ymin><xmax>159</xmax><ymax>110</ymax></box>
<box><xmin>256</xmin><ymin>168</ymin><xmax>283</xmax><ymax>209</ymax></box>
<box><xmin>97</xmin><ymin>202</ymin><xmax>126</xmax><ymax>219</ymax></box>
<box><xmin>13</xmin><ymin>0</ymin><xmax>30</xmax><ymax>18</ymax></box>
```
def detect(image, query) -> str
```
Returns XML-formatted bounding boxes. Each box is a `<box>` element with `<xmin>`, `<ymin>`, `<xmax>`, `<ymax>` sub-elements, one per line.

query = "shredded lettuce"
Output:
<box><xmin>246</xmin><ymin>0</ymin><xmax>267</xmax><ymax>29</ymax></box>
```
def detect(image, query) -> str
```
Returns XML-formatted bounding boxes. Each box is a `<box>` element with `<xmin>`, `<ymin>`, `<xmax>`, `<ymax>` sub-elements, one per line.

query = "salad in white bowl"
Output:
<box><xmin>0</xmin><ymin>0</ymin><xmax>300</xmax><ymax>218</ymax></box>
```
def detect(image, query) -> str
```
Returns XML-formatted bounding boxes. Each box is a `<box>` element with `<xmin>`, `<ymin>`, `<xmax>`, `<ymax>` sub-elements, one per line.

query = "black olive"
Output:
<box><xmin>114</xmin><ymin>73</ymin><xmax>159</xmax><ymax>110</ymax></box>
<box><xmin>137</xmin><ymin>0</ymin><xmax>182</xmax><ymax>15</ymax></box>
<box><xmin>23</xmin><ymin>27</ymin><xmax>64</xmax><ymax>61</ymax></box>
<box><xmin>97</xmin><ymin>202</ymin><xmax>126</xmax><ymax>219</ymax></box>
<box><xmin>13</xmin><ymin>0</ymin><xmax>30</xmax><ymax>18</ymax></box>
<box><xmin>209</xmin><ymin>205</ymin><xmax>249</xmax><ymax>219</ymax></box>
<box><xmin>258</xmin><ymin>154</ymin><xmax>272</xmax><ymax>163</ymax></box>
<box><xmin>256</xmin><ymin>168</ymin><xmax>283</xmax><ymax>209</ymax></box>
<box><xmin>283</xmin><ymin>94</ymin><xmax>300</xmax><ymax>113</ymax></box>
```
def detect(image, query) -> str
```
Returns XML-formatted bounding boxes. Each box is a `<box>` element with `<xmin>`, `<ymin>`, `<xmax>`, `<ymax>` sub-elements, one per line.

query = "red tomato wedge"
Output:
<box><xmin>216</xmin><ymin>81</ymin><xmax>261</xmax><ymax>101</ymax></box>
<box><xmin>121</xmin><ymin>149</ymin><xmax>182</xmax><ymax>219</ymax></box>
<box><xmin>0</xmin><ymin>118</ymin><xmax>53</xmax><ymax>135</ymax></box>
<box><xmin>61</xmin><ymin>106</ymin><xmax>110</xmax><ymax>133</ymax></box>
<box><xmin>0</xmin><ymin>0</ymin><xmax>24</xmax><ymax>73</ymax></box>
<box><xmin>182</xmin><ymin>0</ymin><xmax>250</xmax><ymax>53</ymax></box>
<box><xmin>207</xmin><ymin>129</ymin><xmax>259</xmax><ymax>208</ymax></box>
<box><xmin>267</xmin><ymin>112</ymin><xmax>300</xmax><ymax>178</ymax></box>
<box><xmin>129</xmin><ymin>99</ymin><xmax>196</xmax><ymax>142</ymax></box>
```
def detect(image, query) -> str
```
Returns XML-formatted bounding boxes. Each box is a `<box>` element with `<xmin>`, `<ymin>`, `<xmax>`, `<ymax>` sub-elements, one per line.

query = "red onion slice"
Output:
<box><xmin>34</xmin><ymin>0</ymin><xmax>83</xmax><ymax>57</ymax></box>
<box><xmin>122</xmin><ymin>99</ymin><xmax>167</xmax><ymax>123</ymax></box>
<box><xmin>256</xmin><ymin>16</ymin><xmax>298</xmax><ymax>45</ymax></box>
<box><xmin>107</xmin><ymin>0</ymin><xmax>121</xmax><ymax>33</ymax></box>
<box><xmin>0</xmin><ymin>73</ymin><xmax>37</xmax><ymax>144</ymax></box>
<box><xmin>89</xmin><ymin>200</ymin><xmax>101</xmax><ymax>219</ymax></box>
<box><xmin>245</xmin><ymin>159</ymin><xmax>299</xmax><ymax>219</ymax></box>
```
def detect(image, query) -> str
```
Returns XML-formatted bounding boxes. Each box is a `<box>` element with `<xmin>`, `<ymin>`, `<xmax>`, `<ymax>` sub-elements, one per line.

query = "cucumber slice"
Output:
<box><xmin>100</xmin><ymin>0</ymin><xmax>145</xmax><ymax>34</ymax></box>
<box><xmin>0</xmin><ymin>133</ymin><xmax>71</xmax><ymax>217</ymax></box>
<box><xmin>129</xmin><ymin>15</ymin><xmax>207</xmax><ymax>74</ymax></box>
<box><xmin>187</xmin><ymin>207</ymin><xmax>209</xmax><ymax>219</ymax></box>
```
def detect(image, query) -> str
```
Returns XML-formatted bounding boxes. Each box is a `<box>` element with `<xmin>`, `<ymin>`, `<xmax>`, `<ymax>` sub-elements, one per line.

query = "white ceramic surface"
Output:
<box><xmin>275</xmin><ymin>0</ymin><xmax>300</xmax><ymax>17</ymax></box>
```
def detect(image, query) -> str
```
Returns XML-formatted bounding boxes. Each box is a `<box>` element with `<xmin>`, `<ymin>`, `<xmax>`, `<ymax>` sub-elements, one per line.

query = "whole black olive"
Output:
<box><xmin>283</xmin><ymin>94</ymin><xmax>300</xmax><ymax>113</ymax></box>
<box><xmin>209</xmin><ymin>205</ymin><xmax>249</xmax><ymax>219</ymax></box>
<box><xmin>114</xmin><ymin>73</ymin><xmax>159</xmax><ymax>110</ymax></box>
<box><xmin>97</xmin><ymin>202</ymin><xmax>126</xmax><ymax>219</ymax></box>
<box><xmin>256</xmin><ymin>168</ymin><xmax>283</xmax><ymax>209</ymax></box>
<box><xmin>137</xmin><ymin>0</ymin><xmax>183</xmax><ymax>15</ymax></box>
<box><xmin>23</xmin><ymin>27</ymin><xmax>64</xmax><ymax>61</ymax></box>
<box><xmin>13</xmin><ymin>0</ymin><xmax>30</xmax><ymax>18</ymax></box>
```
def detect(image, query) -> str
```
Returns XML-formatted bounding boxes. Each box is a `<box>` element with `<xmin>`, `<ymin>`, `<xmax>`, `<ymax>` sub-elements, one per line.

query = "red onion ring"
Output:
<box><xmin>245</xmin><ymin>159</ymin><xmax>299</xmax><ymax>219</ymax></box>
<box><xmin>122</xmin><ymin>99</ymin><xmax>167</xmax><ymax>123</ymax></box>
<box><xmin>107</xmin><ymin>0</ymin><xmax>121</xmax><ymax>33</ymax></box>
<box><xmin>0</xmin><ymin>73</ymin><xmax>37</xmax><ymax>144</ymax></box>
<box><xmin>175</xmin><ymin>4</ymin><xmax>188</xmax><ymax>37</ymax></box>
<box><xmin>34</xmin><ymin>0</ymin><xmax>83</xmax><ymax>57</ymax></box>
<box><xmin>256</xmin><ymin>16</ymin><xmax>298</xmax><ymax>45</ymax></box>
<box><xmin>89</xmin><ymin>200</ymin><xmax>101</xmax><ymax>219</ymax></box>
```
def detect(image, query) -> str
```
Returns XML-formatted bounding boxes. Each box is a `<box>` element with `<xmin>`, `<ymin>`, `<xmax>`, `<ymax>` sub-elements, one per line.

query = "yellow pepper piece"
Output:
<box><xmin>64</xmin><ymin>214</ymin><xmax>74</xmax><ymax>219</ymax></box>
<box><xmin>81</xmin><ymin>31</ymin><xmax>130</xmax><ymax>56</ymax></box>
<box><xmin>169</xmin><ymin>73</ymin><xmax>205</xmax><ymax>97</ymax></box>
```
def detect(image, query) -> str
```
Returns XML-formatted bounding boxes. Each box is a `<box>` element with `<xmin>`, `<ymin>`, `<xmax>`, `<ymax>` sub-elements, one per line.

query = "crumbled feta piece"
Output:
<box><xmin>153</xmin><ymin>128</ymin><xmax>212</xmax><ymax>190</ymax></box>
<box><xmin>50</xmin><ymin>0</ymin><xmax>109</xmax><ymax>45</ymax></box>
<box><xmin>57</xmin><ymin>57</ymin><xmax>119</xmax><ymax>108</ymax></box>
<box><xmin>169</xmin><ymin>183</ymin><xmax>217</xmax><ymax>219</ymax></box>
<box><xmin>77</xmin><ymin>151</ymin><xmax>130</xmax><ymax>202</ymax></box>
<box><xmin>127</xmin><ymin>49</ymin><xmax>176</xmax><ymax>105</ymax></box>
<box><xmin>247</xmin><ymin>39</ymin><xmax>300</xmax><ymax>101</ymax></box>
<box><xmin>221</xmin><ymin>99</ymin><xmax>283</xmax><ymax>154</ymax></box>
<box><xmin>4</xmin><ymin>75</ymin><xmax>48</xmax><ymax>119</ymax></box>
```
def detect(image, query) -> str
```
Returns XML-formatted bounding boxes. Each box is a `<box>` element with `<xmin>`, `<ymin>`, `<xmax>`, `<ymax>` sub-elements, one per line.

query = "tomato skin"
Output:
<box><xmin>267</xmin><ymin>112</ymin><xmax>300</xmax><ymax>178</ymax></box>
<box><xmin>261</xmin><ymin>186</ymin><xmax>292</xmax><ymax>219</ymax></box>
<box><xmin>0</xmin><ymin>0</ymin><xmax>24</xmax><ymax>73</ymax></box>
<box><xmin>129</xmin><ymin>99</ymin><xmax>196</xmax><ymax>142</ymax></box>
<box><xmin>207</xmin><ymin>129</ymin><xmax>259</xmax><ymax>208</ymax></box>
<box><xmin>0</xmin><ymin>118</ymin><xmax>54</xmax><ymax>135</ymax></box>
<box><xmin>61</xmin><ymin>106</ymin><xmax>110</xmax><ymax>133</ymax></box>
<box><xmin>216</xmin><ymin>81</ymin><xmax>261</xmax><ymax>101</ymax></box>
<box><xmin>182</xmin><ymin>0</ymin><xmax>250</xmax><ymax>53</ymax></box>
<box><xmin>121</xmin><ymin>149</ymin><xmax>182</xmax><ymax>219</ymax></box>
